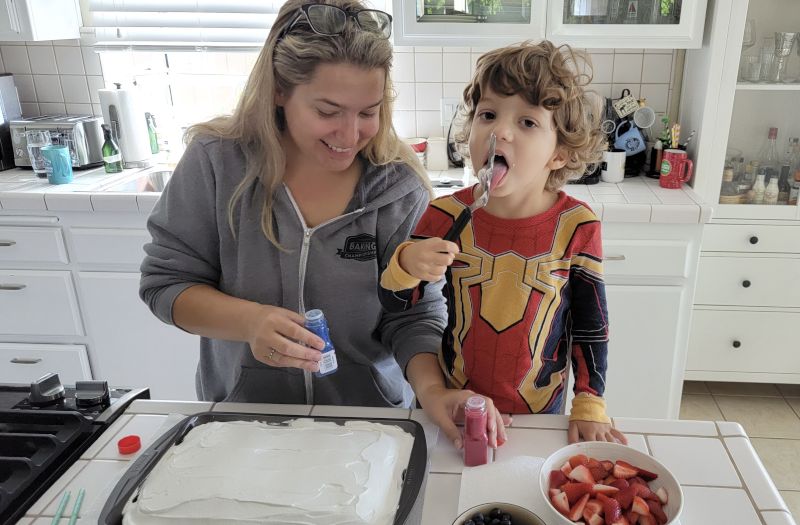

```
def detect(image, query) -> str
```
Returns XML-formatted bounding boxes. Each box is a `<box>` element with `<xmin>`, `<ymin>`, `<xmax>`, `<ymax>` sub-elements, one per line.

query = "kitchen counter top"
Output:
<box><xmin>0</xmin><ymin>166</ymin><xmax>711</xmax><ymax>223</ymax></box>
<box><xmin>18</xmin><ymin>400</ymin><xmax>795</xmax><ymax>524</ymax></box>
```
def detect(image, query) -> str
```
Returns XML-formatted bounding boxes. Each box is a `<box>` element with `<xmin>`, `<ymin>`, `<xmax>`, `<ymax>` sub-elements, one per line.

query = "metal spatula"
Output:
<box><xmin>442</xmin><ymin>132</ymin><xmax>496</xmax><ymax>242</ymax></box>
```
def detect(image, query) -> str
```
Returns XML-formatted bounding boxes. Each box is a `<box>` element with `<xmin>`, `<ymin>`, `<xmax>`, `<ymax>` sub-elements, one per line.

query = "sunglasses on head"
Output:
<box><xmin>278</xmin><ymin>3</ymin><xmax>393</xmax><ymax>41</ymax></box>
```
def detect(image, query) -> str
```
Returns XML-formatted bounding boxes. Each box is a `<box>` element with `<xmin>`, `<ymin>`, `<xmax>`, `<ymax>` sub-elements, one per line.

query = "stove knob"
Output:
<box><xmin>75</xmin><ymin>380</ymin><xmax>111</xmax><ymax>408</ymax></box>
<box><xmin>29</xmin><ymin>372</ymin><xmax>66</xmax><ymax>406</ymax></box>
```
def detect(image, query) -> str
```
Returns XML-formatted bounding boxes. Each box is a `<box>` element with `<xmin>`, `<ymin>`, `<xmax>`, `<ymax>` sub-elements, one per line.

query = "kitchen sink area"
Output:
<box><xmin>97</xmin><ymin>168</ymin><xmax>173</xmax><ymax>193</ymax></box>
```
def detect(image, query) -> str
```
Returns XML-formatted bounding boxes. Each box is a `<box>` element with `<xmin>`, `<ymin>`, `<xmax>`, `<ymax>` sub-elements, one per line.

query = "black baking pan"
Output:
<box><xmin>99</xmin><ymin>411</ymin><xmax>428</xmax><ymax>525</ymax></box>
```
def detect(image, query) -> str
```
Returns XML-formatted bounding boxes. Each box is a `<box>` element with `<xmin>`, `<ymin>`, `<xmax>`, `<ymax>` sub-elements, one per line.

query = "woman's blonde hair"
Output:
<box><xmin>186</xmin><ymin>0</ymin><xmax>429</xmax><ymax>246</ymax></box>
<box><xmin>458</xmin><ymin>40</ymin><xmax>606</xmax><ymax>191</ymax></box>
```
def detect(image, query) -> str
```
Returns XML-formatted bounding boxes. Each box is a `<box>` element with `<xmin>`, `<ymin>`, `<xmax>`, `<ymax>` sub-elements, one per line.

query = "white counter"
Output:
<box><xmin>0</xmin><ymin>167</ymin><xmax>711</xmax><ymax>223</ymax></box>
<box><xmin>17</xmin><ymin>400</ymin><xmax>796</xmax><ymax>525</ymax></box>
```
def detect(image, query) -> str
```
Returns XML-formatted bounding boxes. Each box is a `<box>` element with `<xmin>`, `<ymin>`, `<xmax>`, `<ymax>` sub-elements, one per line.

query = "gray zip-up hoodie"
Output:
<box><xmin>140</xmin><ymin>135</ymin><xmax>446</xmax><ymax>407</ymax></box>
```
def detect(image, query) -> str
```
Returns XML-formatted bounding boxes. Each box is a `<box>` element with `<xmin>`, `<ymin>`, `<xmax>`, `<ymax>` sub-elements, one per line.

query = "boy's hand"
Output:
<box><xmin>568</xmin><ymin>420</ymin><xmax>628</xmax><ymax>445</ymax></box>
<box><xmin>418</xmin><ymin>385</ymin><xmax>508</xmax><ymax>450</ymax></box>
<box><xmin>398</xmin><ymin>237</ymin><xmax>459</xmax><ymax>282</ymax></box>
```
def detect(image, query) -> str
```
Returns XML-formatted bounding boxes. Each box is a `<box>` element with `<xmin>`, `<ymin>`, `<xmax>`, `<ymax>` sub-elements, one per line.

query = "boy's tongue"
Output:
<box><xmin>489</xmin><ymin>157</ymin><xmax>508</xmax><ymax>186</ymax></box>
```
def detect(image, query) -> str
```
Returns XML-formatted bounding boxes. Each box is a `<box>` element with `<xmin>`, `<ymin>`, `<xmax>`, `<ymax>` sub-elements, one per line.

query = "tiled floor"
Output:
<box><xmin>680</xmin><ymin>381</ymin><xmax>800</xmax><ymax>520</ymax></box>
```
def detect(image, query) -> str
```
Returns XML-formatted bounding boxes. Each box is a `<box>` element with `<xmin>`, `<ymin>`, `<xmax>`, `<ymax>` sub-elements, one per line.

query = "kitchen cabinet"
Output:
<box><xmin>391</xmin><ymin>0</ymin><xmax>706</xmax><ymax>48</ymax></box>
<box><xmin>681</xmin><ymin>0</ymin><xmax>800</xmax><ymax>384</ymax></box>
<box><xmin>0</xmin><ymin>0</ymin><xmax>81</xmax><ymax>41</ymax></box>
<box><xmin>0</xmin><ymin>342</ymin><xmax>91</xmax><ymax>384</ymax></box>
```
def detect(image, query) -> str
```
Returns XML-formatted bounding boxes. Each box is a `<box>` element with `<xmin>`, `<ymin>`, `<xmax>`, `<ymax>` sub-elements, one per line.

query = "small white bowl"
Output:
<box><xmin>452</xmin><ymin>502</ymin><xmax>547</xmax><ymax>525</ymax></box>
<box><xmin>538</xmin><ymin>442</ymin><xmax>683</xmax><ymax>525</ymax></box>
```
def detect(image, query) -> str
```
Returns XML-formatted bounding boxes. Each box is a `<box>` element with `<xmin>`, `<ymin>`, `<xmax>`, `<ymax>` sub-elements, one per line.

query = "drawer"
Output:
<box><xmin>0</xmin><ymin>270</ymin><xmax>83</xmax><ymax>336</ymax></box>
<box><xmin>688</xmin><ymin>310</ymin><xmax>800</xmax><ymax>374</ymax></box>
<box><xmin>695</xmin><ymin>257</ymin><xmax>800</xmax><ymax>308</ymax></box>
<box><xmin>0</xmin><ymin>343</ymin><xmax>91</xmax><ymax>385</ymax></box>
<box><xmin>71</xmin><ymin>228</ymin><xmax>150</xmax><ymax>266</ymax></box>
<box><xmin>601</xmin><ymin>239</ymin><xmax>690</xmax><ymax>278</ymax></box>
<box><xmin>0</xmin><ymin>226</ymin><xmax>68</xmax><ymax>264</ymax></box>
<box><xmin>703</xmin><ymin>223</ymin><xmax>800</xmax><ymax>254</ymax></box>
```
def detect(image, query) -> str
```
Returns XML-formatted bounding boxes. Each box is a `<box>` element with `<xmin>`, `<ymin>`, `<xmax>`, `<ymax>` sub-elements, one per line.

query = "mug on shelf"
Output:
<box><xmin>659</xmin><ymin>148</ymin><xmax>693</xmax><ymax>189</ymax></box>
<box><xmin>601</xmin><ymin>149</ymin><xmax>626</xmax><ymax>183</ymax></box>
<box><xmin>613</xmin><ymin>121</ymin><xmax>646</xmax><ymax>155</ymax></box>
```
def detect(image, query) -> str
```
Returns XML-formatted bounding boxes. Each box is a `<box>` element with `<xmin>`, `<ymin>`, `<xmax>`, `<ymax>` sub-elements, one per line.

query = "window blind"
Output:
<box><xmin>82</xmin><ymin>0</ymin><xmax>287</xmax><ymax>51</ymax></box>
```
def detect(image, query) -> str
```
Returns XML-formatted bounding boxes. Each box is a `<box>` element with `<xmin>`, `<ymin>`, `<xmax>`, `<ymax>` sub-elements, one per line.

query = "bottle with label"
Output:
<box><xmin>758</xmin><ymin>127</ymin><xmax>780</xmax><ymax>183</ymax></box>
<box><xmin>764</xmin><ymin>176</ymin><xmax>780</xmax><ymax>205</ymax></box>
<box><xmin>789</xmin><ymin>171</ymin><xmax>800</xmax><ymax>205</ymax></box>
<box><xmin>145</xmin><ymin>112</ymin><xmax>159</xmax><ymax>154</ymax></box>
<box><xmin>752</xmin><ymin>173</ymin><xmax>766</xmax><ymax>204</ymax></box>
<box><xmin>101</xmin><ymin>124</ymin><xmax>123</xmax><ymax>173</ymax></box>
<box><xmin>463</xmin><ymin>395</ymin><xmax>489</xmax><ymax>467</ymax></box>
<box><xmin>719</xmin><ymin>167</ymin><xmax>741</xmax><ymax>204</ymax></box>
<box><xmin>304</xmin><ymin>309</ymin><xmax>338</xmax><ymax>377</ymax></box>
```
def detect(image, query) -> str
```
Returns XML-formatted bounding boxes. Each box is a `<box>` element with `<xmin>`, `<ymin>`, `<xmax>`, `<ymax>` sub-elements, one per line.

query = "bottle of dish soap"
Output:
<box><xmin>101</xmin><ymin>124</ymin><xmax>124</xmax><ymax>173</ymax></box>
<box><xmin>145</xmin><ymin>112</ymin><xmax>159</xmax><ymax>154</ymax></box>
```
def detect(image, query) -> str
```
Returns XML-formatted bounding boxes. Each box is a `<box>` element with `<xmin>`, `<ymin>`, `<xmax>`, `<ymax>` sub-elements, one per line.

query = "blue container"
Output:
<box><xmin>41</xmin><ymin>145</ymin><xmax>73</xmax><ymax>185</ymax></box>
<box><xmin>304</xmin><ymin>309</ymin><xmax>338</xmax><ymax>377</ymax></box>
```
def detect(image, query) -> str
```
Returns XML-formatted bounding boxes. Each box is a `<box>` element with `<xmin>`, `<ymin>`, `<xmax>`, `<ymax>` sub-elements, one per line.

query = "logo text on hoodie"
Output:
<box><xmin>337</xmin><ymin>233</ymin><xmax>377</xmax><ymax>262</ymax></box>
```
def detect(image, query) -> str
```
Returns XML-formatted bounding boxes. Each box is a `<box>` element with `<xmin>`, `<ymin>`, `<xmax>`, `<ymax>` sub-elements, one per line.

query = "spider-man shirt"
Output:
<box><xmin>380</xmin><ymin>188</ymin><xmax>610</xmax><ymax>421</ymax></box>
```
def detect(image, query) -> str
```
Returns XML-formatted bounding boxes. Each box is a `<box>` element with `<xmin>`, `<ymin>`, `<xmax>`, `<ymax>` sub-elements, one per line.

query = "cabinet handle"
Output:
<box><xmin>606</xmin><ymin>255</ymin><xmax>626</xmax><ymax>261</ymax></box>
<box><xmin>749</xmin><ymin>236</ymin><xmax>759</xmax><ymax>245</ymax></box>
<box><xmin>732</xmin><ymin>340</ymin><xmax>742</xmax><ymax>349</ymax></box>
<box><xmin>0</xmin><ymin>284</ymin><xmax>26</xmax><ymax>290</ymax></box>
<box><xmin>741</xmin><ymin>280</ymin><xmax>751</xmax><ymax>288</ymax></box>
<box><xmin>0</xmin><ymin>240</ymin><xmax>16</xmax><ymax>247</ymax></box>
<box><xmin>11</xmin><ymin>357</ymin><xmax>42</xmax><ymax>364</ymax></box>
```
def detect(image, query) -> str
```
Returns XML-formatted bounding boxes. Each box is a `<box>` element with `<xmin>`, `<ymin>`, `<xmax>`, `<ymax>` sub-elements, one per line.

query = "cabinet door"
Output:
<box><xmin>78</xmin><ymin>272</ymin><xmax>199</xmax><ymax>400</ymax></box>
<box><xmin>0</xmin><ymin>0</ymin><xmax>81</xmax><ymax>41</ymax></box>
<box><xmin>548</xmin><ymin>0</ymin><xmax>708</xmax><ymax>48</ymax></box>
<box><xmin>1</xmin><ymin>343</ymin><xmax>91</xmax><ymax>385</ymax></box>
<box><xmin>602</xmin><ymin>285</ymin><xmax>685</xmax><ymax>418</ymax></box>
<box><xmin>0</xmin><ymin>0</ymin><xmax>22</xmax><ymax>39</ymax></box>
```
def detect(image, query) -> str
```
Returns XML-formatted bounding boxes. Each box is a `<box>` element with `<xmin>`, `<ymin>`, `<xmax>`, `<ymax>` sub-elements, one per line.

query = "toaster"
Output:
<box><xmin>10</xmin><ymin>115</ymin><xmax>104</xmax><ymax>169</ymax></box>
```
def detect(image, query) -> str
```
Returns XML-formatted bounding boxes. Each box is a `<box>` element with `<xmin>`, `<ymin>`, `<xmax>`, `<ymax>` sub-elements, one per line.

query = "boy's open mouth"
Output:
<box><xmin>489</xmin><ymin>153</ymin><xmax>509</xmax><ymax>187</ymax></box>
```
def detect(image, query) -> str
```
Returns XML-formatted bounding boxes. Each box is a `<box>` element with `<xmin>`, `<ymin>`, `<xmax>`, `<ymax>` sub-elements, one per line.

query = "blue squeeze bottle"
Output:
<box><xmin>304</xmin><ymin>309</ymin><xmax>338</xmax><ymax>377</ymax></box>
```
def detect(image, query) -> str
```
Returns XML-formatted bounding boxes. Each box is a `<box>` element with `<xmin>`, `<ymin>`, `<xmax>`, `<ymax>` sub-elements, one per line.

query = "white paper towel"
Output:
<box><xmin>458</xmin><ymin>455</ymin><xmax>559</xmax><ymax>522</ymax></box>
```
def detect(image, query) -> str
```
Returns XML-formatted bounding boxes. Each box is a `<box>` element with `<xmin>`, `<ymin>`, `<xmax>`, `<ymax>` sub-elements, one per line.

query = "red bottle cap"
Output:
<box><xmin>117</xmin><ymin>434</ymin><xmax>142</xmax><ymax>455</ymax></box>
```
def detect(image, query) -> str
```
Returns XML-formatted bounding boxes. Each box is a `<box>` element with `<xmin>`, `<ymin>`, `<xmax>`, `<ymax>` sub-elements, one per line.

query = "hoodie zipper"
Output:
<box><xmin>285</xmin><ymin>187</ymin><xmax>364</xmax><ymax>405</ymax></box>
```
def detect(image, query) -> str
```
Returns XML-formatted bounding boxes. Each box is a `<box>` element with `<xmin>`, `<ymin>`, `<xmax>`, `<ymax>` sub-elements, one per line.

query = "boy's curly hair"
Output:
<box><xmin>457</xmin><ymin>40</ymin><xmax>607</xmax><ymax>191</ymax></box>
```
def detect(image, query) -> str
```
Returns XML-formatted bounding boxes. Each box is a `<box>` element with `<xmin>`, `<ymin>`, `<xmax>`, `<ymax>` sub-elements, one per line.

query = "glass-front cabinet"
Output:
<box><xmin>547</xmin><ymin>0</ymin><xmax>707</xmax><ymax>48</ymax></box>
<box><xmin>392</xmin><ymin>0</ymin><xmax>706</xmax><ymax>48</ymax></box>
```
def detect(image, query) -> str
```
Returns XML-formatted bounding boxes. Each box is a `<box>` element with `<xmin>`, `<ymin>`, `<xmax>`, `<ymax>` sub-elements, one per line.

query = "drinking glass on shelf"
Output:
<box><xmin>742</xmin><ymin>18</ymin><xmax>756</xmax><ymax>51</ymax></box>
<box><xmin>739</xmin><ymin>55</ymin><xmax>762</xmax><ymax>82</ymax></box>
<box><xmin>771</xmin><ymin>32</ymin><xmax>797</xmax><ymax>83</ymax></box>
<box><xmin>759</xmin><ymin>37</ymin><xmax>776</xmax><ymax>82</ymax></box>
<box><xmin>25</xmin><ymin>130</ymin><xmax>51</xmax><ymax>178</ymax></box>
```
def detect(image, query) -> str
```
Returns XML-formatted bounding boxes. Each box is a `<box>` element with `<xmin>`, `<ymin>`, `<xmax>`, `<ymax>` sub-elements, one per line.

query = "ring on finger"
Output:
<box><xmin>268</xmin><ymin>347</ymin><xmax>277</xmax><ymax>361</ymax></box>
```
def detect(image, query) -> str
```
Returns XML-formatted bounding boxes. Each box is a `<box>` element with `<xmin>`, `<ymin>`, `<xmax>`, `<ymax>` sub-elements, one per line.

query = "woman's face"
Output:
<box><xmin>277</xmin><ymin>63</ymin><xmax>385</xmax><ymax>173</ymax></box>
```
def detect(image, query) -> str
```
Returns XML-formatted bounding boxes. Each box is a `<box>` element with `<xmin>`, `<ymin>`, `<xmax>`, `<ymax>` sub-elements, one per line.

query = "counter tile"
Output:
<box><xmin>80</xmin><ymin>414</ymin><xmax>132</xmax><ymax>460</ymax></box>
<box><xmin>40</xmin><ymin>460</ymin><xmax>129</xmax><ymax>517</ymax></box>
<box><xmin>494</xmin><ymin>428</ymin><xmax>568</xmax><ymax>462</ymax></box>
<box><xmin>681</xmin><ymin>486</ymin><xmax>761</xmax><ymax>525</ymax></box>
<box><xmin>125</xmin><ymin>400</ymin><xmax>212</xmax><ymax>415</ymax></box>
<box><xmin>90</xmin><ymin>193</ymin><xmax>140</xmax><ymax>212</ymax></box>
<box><xmin>726</xmin><ymin>437</ymin><xmax>788</xmax><ymax>512</ymax></box>
<box><xmin>648</xmin><ymin>436</ymin><xmax>740</xmax><ymax>487</ymax></box>
<box><xmin>26</xmin><ymin>460</ymin><xmax>88</xmax><ymax>515</ymax></box>
<box><xmin>718</xmin><ymin>421</ymin><xmax>747</xmax><ymax>437</ymax></box>
<box><xmin>213</xmin><ymin>402</ymin><xmax>312</xmax><ymax>416</ymax></box>
<box><xmin>429</xmin><ymin>425</ymin><xmax>468</xmax><ymax>474</ymax></box>
<box><xmin>43</xmin><ymin>192</ymin><xmax>93</xmax><ymax>211</ymax></box>
<box><xmin>137</xmin><ymin>194</ymin><xmax>160</xmax><ymax>213</ymax></box>
<box><xmin>613</xmin><ymin>417</ymin><xmax>717</xmax><ymax>436</ymax></box>
<box><xmin>508</xmin><ymin>414</ymin><xmax>569</xmax><ymax>430</ymax></box>
<box><xmin>94</xmin><ymin>414</ymin><xmax>172</xmax><ymax>460</ymax></box>
<box><xmin>602</xmin><ymin>203</ymin><xmax>652</xmax><ymax>222</ymax></box>
<box><xmin>625</xmin><ymin>433</ymin><xmax>650</xmax><ymax>454</ymax></box>
<box><xmin>420</xmin><ymin>473</ymin><xmax>460</xmax><ymax>525</ymax></box>
<box><xmin>762</xmin><ymin>511</ymin><xmax>798</xmax><ymax>525</ymax></box>
<box><xmin>309</xmin><ymin>404</ymin><xmax>411</xmax><ymax>420</ymax></box>
<box><xmin>410</xmin><ymin>408</ymin><xmax>441</xmax><ymax>454</ymax></box>
<box><xmin>588</xmin><ymin>183</ymin><xmax>624</xmax><ymax>195</ymax></box>
<box><xmin>0</xmin><ymin>192</ymin><xmax>46</xmax><ymax>210</ymax></box>
<box><xmin>650</xmin><ymin>203</ymin><xmax>701</xmax><ymax>223</ymax></box>
<box><xmin>16</xmin><ymin>518</ymin><xmax>34</xmax><ymax>524</ymax></box>
<box><xmin>594</xmin><ymin>194</ymin><xmax>628</xmax><ymax>203</ymax></box>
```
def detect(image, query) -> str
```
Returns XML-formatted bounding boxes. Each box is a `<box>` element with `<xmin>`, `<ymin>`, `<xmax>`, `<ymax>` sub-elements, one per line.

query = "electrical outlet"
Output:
<box><xmin>440</xmin><ymin>97</ymin><xmax>460</xmax><ymax>128</ymax></box>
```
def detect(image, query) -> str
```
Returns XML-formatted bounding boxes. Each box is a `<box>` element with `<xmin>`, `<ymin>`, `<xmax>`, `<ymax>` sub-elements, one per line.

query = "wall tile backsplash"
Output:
<box><xmin>0</xmin><ymin>36</ymin><xmax>677</xmax><ymax>142</ymax></box>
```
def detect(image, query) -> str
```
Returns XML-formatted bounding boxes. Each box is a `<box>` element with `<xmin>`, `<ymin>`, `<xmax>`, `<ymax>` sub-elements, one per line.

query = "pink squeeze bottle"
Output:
<box><xmin>463</xmin><ymin>396</ymin><xmax>489</xmax><ymax>467</ymax></box>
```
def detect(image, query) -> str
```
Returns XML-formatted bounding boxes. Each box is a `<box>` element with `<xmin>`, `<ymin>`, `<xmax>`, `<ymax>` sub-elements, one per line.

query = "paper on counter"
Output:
<box><xmin>457</xmin><ymin>455</ymin><xmax>546</xmax><ymax>514</ymax></box>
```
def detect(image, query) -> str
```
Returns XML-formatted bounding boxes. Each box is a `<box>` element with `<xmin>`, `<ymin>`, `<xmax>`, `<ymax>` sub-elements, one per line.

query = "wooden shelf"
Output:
<box><xmin>736</xmin><ymin>83</ymin><xmax>800</xmax><ymax>91</ymax></box>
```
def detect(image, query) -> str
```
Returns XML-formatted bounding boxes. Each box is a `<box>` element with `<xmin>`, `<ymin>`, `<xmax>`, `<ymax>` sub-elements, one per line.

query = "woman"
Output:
<box><xmin>140</xmin><ymin>0</ymin><xmax>447</xmax><ymax>407</ymax></box>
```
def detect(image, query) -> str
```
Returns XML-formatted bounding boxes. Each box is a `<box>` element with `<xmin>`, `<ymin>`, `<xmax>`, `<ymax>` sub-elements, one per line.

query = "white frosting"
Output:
<box><xmin>122</xmin><ymin>419</ymin><xmax>414</xmax><ymax>525</ymax></box>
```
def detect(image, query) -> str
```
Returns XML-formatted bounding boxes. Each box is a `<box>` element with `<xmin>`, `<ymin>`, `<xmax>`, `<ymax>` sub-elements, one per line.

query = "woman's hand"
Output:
<box><xmin>398</xmin><ymin>238</ymin><xmax>459</xmax><ymax>282</ymax></box>
<box><xmin>418</xmin><ymin>385</ymin><xmax>508</xmax><ymax>450</ymax></box>
<box><xmin>568</xmin><ymin>420</ymin><xmax>628</xmax><ymax>445</ymax></box>
<box><xmin>247</xmin><ymin>305</ymin><xmax>325</xmax><ymax>372</ymax></box>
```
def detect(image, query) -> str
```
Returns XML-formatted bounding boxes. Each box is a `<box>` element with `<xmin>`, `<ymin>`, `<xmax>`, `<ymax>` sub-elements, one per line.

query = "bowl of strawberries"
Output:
<box><xmin>538</xmin><ymin>442</ymin><xmax>683</xmax><ymax>525</ymax></box>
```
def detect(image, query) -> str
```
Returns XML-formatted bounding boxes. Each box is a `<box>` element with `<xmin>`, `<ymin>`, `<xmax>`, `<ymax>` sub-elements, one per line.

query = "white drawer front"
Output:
<box><xmin>695</xmin><ymin>257</ymin><xmax>800</xmax><ymax>308</ymax></box>
<box><xmin>601</xmin><ymin>239</ymin><xmax>690</xmax><ymax>278</ymax></box>
<box><xmin>688</xmin><ymin>310</ymin><xmax>800</xmax><ymax>374</ymax></box>
<box><xmin>0</xmin><ymin>270</ymin><xmax>83</xmax><ymax>336</ymax></box>
<box><xmin>703</xmin><ymin>224</ymin><xmax>800</xmax><ymax>254</ymax></box>
<box><xmin>0</xmin><ymin>343</ymin><xmax>91</xmax><ymax>384</ymax></box>
<box><xmin>0</xmin><ymin>226</ymin><xmax>68</xmax><ymax>264</ymax></box>
<box><xmin>71</xmin><ymin>228</ymin><xmax>150</xmax><ymax>266</ymax></box>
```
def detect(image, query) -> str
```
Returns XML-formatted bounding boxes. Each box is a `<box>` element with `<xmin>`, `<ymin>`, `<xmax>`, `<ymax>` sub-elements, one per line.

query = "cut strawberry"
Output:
<box><xmin>604</xmin><ymin>474</ymin><xmax>617</xmax><ymax>485</ymax></box>
<box><xmin>632</xmin><ymin>483</ymin><xmax>655</xmax><ymax>500</ymax></box>
<box><xmin>610</xmin><ymin>478</ymin><xmax>630</xmax><ymax>491</ymax></box>
<box><xmin>615</xmin><ymin>485</ymin><xmax>637</xmax><ymax>510</ymax></box>
<box><xmin>570</xmin><ymin>454</ymin><xmax>590</xmax><ymax>468</ymax></box>
<box><xmin>587</xmin><ymin>514</ymin><xmax>604</xmax><ymax>525</ymax></box>
<box><xmin>647</xmin><ymin>499</ymin><xmax>668</xmax><ymax>524</ymax></box>
<box><xmin>601</xmin><ymin>460</ymin><xmax>614</xmax><ymax>471</ymax></box>
<box><xmin>560</xmin><ymin>460</ymin><xmax>573</xmax><ymax>477</ymax></box>
<box><xmin>550</xmin><ymin>491</ymin><xmax>570</xmax><ymax>517</ymax></box>
<box><xmin>631</xmin><ymin>496</ymin><xmax>651</xmax><ymax>516</ymax></box>
<box><xmin>590</xmin><ymin>465</ymin><xmax>609</xmax><ymax>481</ymax></box>
<box><xmin>636</xmin><ymin>466</ymin><xmax>659</xmax><ymax>481</ymax></box>
<box><xmin>655</xmin><ymin>487</ymin><xmax>669</xmax><ymax>505</ymax></box>
<box><xmin>593</xmin><ymin>483</ymin><xmax>620</xmax><ymax>496</ymax></box>
<box><xmin>549</xmin><ymin>469</ymin><xmax>569</xmax><ymax>490</ymax></box>
<box><xmin>562</xmin><ymin>482</ymin><xmax>594</xmax><ymax>505</ymax></box>
<box><xmin>588</xmin><ymin>457</ymin><xmax>602</xmax><ymax>468</ymax></box>
<box><xmin>569</xmin><ymin>464</ymin><xmax>596</xmax><ymax>484</ymax></box>
<box><xmin>583</xmin><ymin>499</ymin><xmax>603</xmax><ymax>522</ymax></box>
<box><xmin>613</xmin><ymin>460</ymin><xmax>639</xmax><ymax>479</ymax></box>
<box><xmin>568</xmin><ymin>492</ymin><xmax>592</xmax><ymax>521</ymax></box>
<box><xmin>638</xmin><ymin>514</ymin><xmax>657</xmax><ymax>525</ymax></box>
<box><xmin>630</xmin><ymin>476</ymin><xmax>648</xmax><ymax>487</ymax></box>
<box><xmin>598</xmin><ymin>492</ymin><xmax>622</xmax><ymax>523</ymax></box>
<box><xmin>626</xmin><ymin>510</ymin><xmax>640</xmax><ymax>523</ymax></box>
<box><xmin>610</xmin><ymin>516</ymin><xmax>631</xmax><ymax>525</ymax></box>
<box><xmin>549</xmin><ymin>488</ymin><xmax>561</xmax><ymax>498</ymax></box>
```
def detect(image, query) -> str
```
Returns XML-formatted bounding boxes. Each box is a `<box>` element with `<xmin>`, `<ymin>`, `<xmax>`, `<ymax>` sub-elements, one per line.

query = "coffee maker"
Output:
<box><xmin>0</xmin><ymin>73</ymin><xmax>23</xmax><ymax>171</ymax></box>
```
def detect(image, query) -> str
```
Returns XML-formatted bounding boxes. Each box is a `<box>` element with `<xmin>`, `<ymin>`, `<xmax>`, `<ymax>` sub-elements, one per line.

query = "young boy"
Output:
<box><xmin>379</xmin><ymin>41</ymin><xmax>627</xmax><ymax>449</ymax></box>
